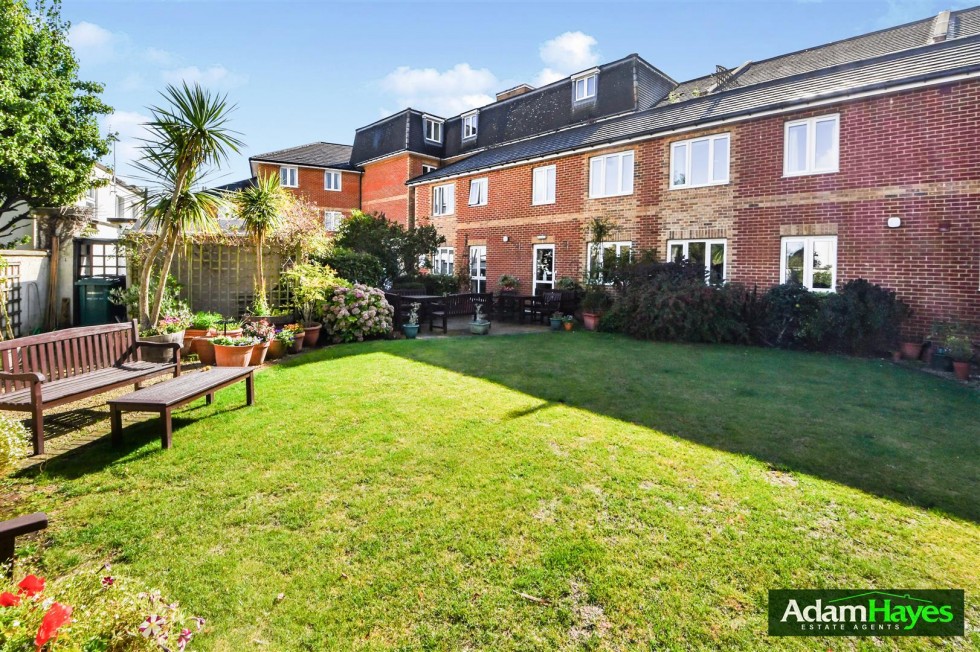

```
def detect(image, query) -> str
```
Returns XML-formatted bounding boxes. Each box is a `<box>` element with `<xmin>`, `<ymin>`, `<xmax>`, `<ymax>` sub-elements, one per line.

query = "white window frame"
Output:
<box><xmin>589</xmin><ymin>151</ymin><xmax>635</xmax><ymax>198</ymax></box>
<box><xmin>432</xmin><ymin>246</ymin><xmax>454</xmax><ymax>276</ymax></box>
<box><xmin>572</xmin><ymin>69</ymin><xmax>598</xmax><ymax>102</ymax></box>
<box><xmin>783</xmin><ymin>114</ymin><xmax>840</xmax><ymax>177</ymax></box>
<box><xmin>780</xmin><ymin>235</ymin><xmax>837</xmax><ymax>292</ymax></box>
<box><xmin>324</xmin><ymin>170</ymin><xmax>342</xmax><ymax>192</ymax></box>
<box><xmin>423</xmin><ymin>116</ymin><xmax>443</xmax><ymax>144</ymax></box>
<box><xmin>280</xmin><ymin>166</ymin><xmax>298</xmax><ymax>188</ymax></box>
<box><xmin>421</xmin><ymin>164</ymin><xmax>438</xmax><ymax>175</ymax></box>
<box><xmin>532</xmin><ymin>165</ymin><xmax>556</xmax><ymax>206</ymax></box>
<box><xmin>668</xmin><ymin>239</ymin><xmax>728</xmax><ymax>284</ymax></box>
<box><xmin>115</xmin><ymin>195</ymin><xmax>126</xmax><ymax>219</ymax></box>
<box><xmin>587</xmin><ymin>241</ymin><xmax>632</xmax><ymax>283</ymax></box>
<box><xmin>323</xmin><ymin>210</ymin><xmax>343</xmax><ymax>232</ymax></box>
<box><xmin>469</xmin><ymin>245</ymin><xmax>487</xmax><ymax>293</ymax></box>
<box><xmin>432</xmin><ymin>183</ymin><xmax>455</xmax><ymax>216</ymax></box>
<box><xmin>462</xmin><ymin>111</ymin><xmax>478</xmax><ymax>141</ymax></box>
<box><xmin>468</xmin><ymin>178</ymin><xmax>488</xmax><ymax>207</ymax></box>
<box><xmin>670</xmin><ymin>133</ymin><xmax>730</xmax><ymax>189</ymax></box>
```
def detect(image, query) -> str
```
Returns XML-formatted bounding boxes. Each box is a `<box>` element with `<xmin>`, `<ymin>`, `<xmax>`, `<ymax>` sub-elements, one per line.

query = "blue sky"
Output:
<box><xmin>62</xmin><ymin>0</ymin><xmax>972</xmax><ymax>185</ymax></box>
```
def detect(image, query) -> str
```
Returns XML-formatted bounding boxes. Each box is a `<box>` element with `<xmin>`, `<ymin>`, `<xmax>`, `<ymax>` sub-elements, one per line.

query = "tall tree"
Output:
<box><xmin>0</xmin><ymin>0</ymin><xmax>111</xmax><ymax>235</ymax></box>
<box><xmin>233</xmin><ymin>174</ymin><xmax>288</xmax><ymax>315</ymax></box>
<box><xmin>135</xmin><ymin>83</ymin><xmax>242</xmax><ymax>326</ymax></box>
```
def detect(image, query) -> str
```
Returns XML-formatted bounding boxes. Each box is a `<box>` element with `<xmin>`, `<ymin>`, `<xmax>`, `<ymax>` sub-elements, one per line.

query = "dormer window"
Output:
<box><xmin>572</xmin><ymin>69</ymin><xmax>598</xmax><ymax>102</ymax></box>
<box><xmin>462</xmin><ymin>111</ymin><xmax>478</xmax><ymax>141</ymax></box>
<box><xmin>424</xmin><ymin>116</ymin><xmax>443</xmax><ymax>143</ymax></box>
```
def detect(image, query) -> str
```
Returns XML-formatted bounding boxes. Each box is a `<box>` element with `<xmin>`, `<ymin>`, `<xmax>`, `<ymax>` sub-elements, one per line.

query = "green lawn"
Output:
<box><xmin>5</xmin><ymin>333</ymin><xmax>978</xmax><ymax>650</ymax></box>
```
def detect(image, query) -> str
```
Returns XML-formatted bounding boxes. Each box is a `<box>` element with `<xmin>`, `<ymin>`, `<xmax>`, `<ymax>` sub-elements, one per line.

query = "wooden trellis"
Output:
<box><xmin>0</xmin><ymin>262</ymin><xmax>22</xmax><ymax>339</ymax></box>
<box><xmin>172</xmin><ymin>243</ymin><xmax>292</xmax><ymax>317</ymax></box>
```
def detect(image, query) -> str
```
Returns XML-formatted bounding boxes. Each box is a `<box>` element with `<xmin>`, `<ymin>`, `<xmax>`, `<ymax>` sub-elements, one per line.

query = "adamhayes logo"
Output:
<box><xmin>768</xmin><ymin>589</ymin><xmax>964</xmax><ymax>636</ymax></box>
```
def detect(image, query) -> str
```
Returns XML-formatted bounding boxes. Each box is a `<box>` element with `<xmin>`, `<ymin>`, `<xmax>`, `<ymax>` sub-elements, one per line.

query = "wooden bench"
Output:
<box><xmin>0</xmin><ymin>321</ymin><xmax>181</xmax><ymax>456</ymax></box>
<box><xmin>108</xmin><ymin>367</ymin><xmax>255</xmax><ymax>450</ymax></box>
<box><xmin>1</xmin><ymin>513</ymin><xmax>47</xmax><ymax>577</ymax></box>
<box><xmin>429</xmin><ymin>293</ymin><xmax>493</xmax><ymax>333</ymax></box>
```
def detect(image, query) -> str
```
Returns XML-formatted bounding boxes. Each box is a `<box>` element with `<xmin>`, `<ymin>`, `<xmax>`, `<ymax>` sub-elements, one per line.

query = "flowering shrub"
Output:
<box><xmin>141</xmin><ymin>311</ymin><xmax>191</xmax><ymax>337</ymax></box>
<box><xmin>321</xmin><ymin>284</ymin><xmax>393</xmax><ymax>343</ymax></box>
<box><xmin>0</xmin><ymin>568</ymin><xmax>204</xmax><ymax>651</ymax></box>
<box><xmin>0</xmin><ymin>414</ymin><xmax>30</xmax><ymax>476</ymax></box>
<box><xmin>242</xmin><ymin>319</ymin><xmax>275</xmax><ymax>342</ymax></box>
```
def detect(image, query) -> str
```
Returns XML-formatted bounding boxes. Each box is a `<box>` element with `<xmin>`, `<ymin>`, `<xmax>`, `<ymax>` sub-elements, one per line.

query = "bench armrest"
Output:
<box><xmin>0</xmin><ymin>371</ymin><xmax>45</xmax><ymax>384</ymax></box>
<box><xmin>0</xmin><ymin>513</ymin><xmax>48</xmax><ymax>538</ymax></box>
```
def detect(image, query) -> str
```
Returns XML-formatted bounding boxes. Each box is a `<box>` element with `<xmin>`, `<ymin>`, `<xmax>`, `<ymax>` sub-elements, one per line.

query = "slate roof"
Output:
<box><xmin>213</xmin><ymin>177</ymin><xmax>257</xmax><ymax>192</ymax></box>
<box><xmin>250</xmin><ymin>142</ymin><xmax>355</xmax><ymax>170</ymax></box>
<box><xmin>411</xmin><ymin>10</ymin><xmax>980</xmax><ymax>185</ymax></box>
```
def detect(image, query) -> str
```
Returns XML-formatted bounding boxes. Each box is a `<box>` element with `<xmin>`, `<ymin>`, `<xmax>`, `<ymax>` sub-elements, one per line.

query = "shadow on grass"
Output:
<box><xmin>17</xmin><ymin>403</ymin><xmax>251</xmax><ymax>482</ymax></box>
<box><xmin>282</xmin><ymin>333</ymin><xmax>980</xmax><ymax>523</ymax></box>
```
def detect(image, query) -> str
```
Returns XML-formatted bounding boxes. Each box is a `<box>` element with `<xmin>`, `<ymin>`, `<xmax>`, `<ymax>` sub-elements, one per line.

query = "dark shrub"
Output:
<box><xmin>604</xmin><ymin>272</ymin><xmax>760</xmax><ymax>344</ymax></box>
<box><xmin>761</xmin><ymin>282</ymin><xmax>823</xmax><ymax>349</ymax></box>
<box><xmin>421</xmin><ymin>273</ymin><xmax>461</xmax><ymax>295</ymax></box>
<box><xmin>811</xmin><ymin>279</ymin><xmax>909</xmax><ymax>355</ymax></box>
<box><xmin>317</xmin><ymin>247</ymin><xmax>385</xmax><ymax>287</ymax></box>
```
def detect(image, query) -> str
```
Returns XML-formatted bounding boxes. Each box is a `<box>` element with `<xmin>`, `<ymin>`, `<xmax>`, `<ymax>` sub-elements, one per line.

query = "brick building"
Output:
<box><xmin>242</xmin><ymin>7</ymin><xmax>980</xmax><ymax>334</ymax></box>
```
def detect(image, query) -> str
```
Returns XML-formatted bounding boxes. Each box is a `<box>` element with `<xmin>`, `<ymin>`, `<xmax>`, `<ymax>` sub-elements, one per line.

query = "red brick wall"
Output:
<box><xmin>362</xmin><ymin>154</ymin><xmax>412</xmax><ymax>225</ymax></box>
<box><xmin>412</xmin><ymin>80</ymin><xmax>980</xmax><ymax>332</ymax></box>
<box><xmin>254</xmin><ymin>163</ymin><xmax>361</xmax><ymax>221</ymax></box>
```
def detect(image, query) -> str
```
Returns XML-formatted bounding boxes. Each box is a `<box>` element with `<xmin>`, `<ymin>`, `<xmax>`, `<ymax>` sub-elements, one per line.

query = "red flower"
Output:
<box><xmin>35</xmin><ymin>602</ymin><xmax>72</xmax><ymax>650</ymax></box>
<box><xmin>17</xmin><ymin>575</ymin><xmax>45</xmax><ymax>597</ymax></box>
<box><xmin>0</xmin><ymin>591</ymin><xmax>21</xmax><ymax>607</ymax></box>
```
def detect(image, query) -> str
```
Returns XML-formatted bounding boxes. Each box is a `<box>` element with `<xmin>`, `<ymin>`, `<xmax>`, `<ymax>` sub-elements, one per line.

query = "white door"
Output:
<box><xmin>533</xmin><ymin>244</ymin><xmax>555</xmax><ymax>294</ymax></box>
<box><xmin>469</xmin><ymin>246</ymin><xmax>487</xmax><ymax>293</ymax></box>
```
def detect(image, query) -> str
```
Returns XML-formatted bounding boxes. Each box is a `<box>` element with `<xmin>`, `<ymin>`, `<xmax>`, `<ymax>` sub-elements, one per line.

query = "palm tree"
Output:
<box><xmin>233</xmin><ymin>174</ymin><xmax>288</xmax><ymax>315</ymax></box>
<box><xmin>140</xmin><ymin>166</ymin><xmax>223</xmax><ymax>325</ymax></box>
<box><xmin>135</xmin><ymin>82</ymin><xmax>242</xmax><ymax>327</ymax></box>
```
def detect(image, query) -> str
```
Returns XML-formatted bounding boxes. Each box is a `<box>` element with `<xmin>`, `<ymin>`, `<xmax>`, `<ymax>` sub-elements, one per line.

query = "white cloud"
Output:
<box><xmin>378</xmin><ymin>63</ymin><xmax>498</xmax><ymax>116</ymax></box>
<box><xmin>101</xmin><ymin>110</ymin><xmax>152</xmax><ymax>177</ymax></box>
<box><xmin>68</xmin><ymin>21</ymin><xmax>119</xmax><ymax>64</ymax></box>
<box><xmin>161</xmin><ymin>65</ymin><xmax>248</xmax><ymax>91</ymax></box>
<box><xmin>534</xmin><ymin>31</ymin><xmax>600</xmax><ymax>86</ymax></box>
<box><xmin>143</xmin><ymin>47</ymin><xmax>175</xmax><ymax>66</ymax></box>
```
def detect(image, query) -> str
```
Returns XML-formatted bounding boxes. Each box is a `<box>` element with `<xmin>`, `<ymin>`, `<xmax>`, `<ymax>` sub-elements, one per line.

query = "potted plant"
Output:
<box><xmin>470</xmin><ymin>303</ymin><xmax>490</xmax><ymax>335</ymax></box>
<box><xmin>186</xmin><ymin>311</ymin><xmax>222</xmax><ymax>356</ymax></box>
<box><xmin>140</xmin><ymin>312</ymin><xmax>190</xmax><ymax>363</ymax></box>
<box><xmin>243</xmin><ymin>319</ymin><xmax>275</xmax><ymax>366</ymax></box>
<box><xmin>284</xmin><ymin>323</ymin><xmax>306</xmax><ymax>353</ymax></box>
<box><xmin>946</xmin><ymin>335</ymin><xmax>973</xmax><ymax>381</ymax></box>
<box><xmin>580</xmin><ymin>288</ymin><xmax>611</xmax><ymax>332</ymax></box>
<box><xmin>899</xmin><ymin>340</ymin><xmax>923</xmax><ymax>361</ymax></box>
<box><xmin>562</xmin><ymin>314</ymin><xmax>574</xmax><ymax>331</ymax></box>
<box><xmin>403</xmin><ymin>302</ymin><xmax>421</xmax><ymax>339</ymax></box>
<box><xmin>267</xmin><ymin>328</ymin><xmax>295</xmax><ymax>360</ymax></box>
<box><xmin>211</xmin><ymin>336</ymin><xmax>256</xmax><ymax>367</ymax></box>
<box><xmin>499</xmin><ymin>274</ymin><xmax>519</xmax><ymax>293</ymax></box>
<box><xmin>549</xmin><ymin>311</ymin><xmax>564</xmax><ymax>331</ymax></box>
<box><xmin>283</xmin><ymin>263</ymin><xmax>337</xmax><ymax>347</ymax></box>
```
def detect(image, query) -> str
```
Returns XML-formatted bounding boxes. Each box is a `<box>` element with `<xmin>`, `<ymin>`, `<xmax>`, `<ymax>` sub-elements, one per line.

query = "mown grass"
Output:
<box><xmin>4</xmin><ymin>333</ymin><xmax>978</xmax><ymax>650</ymax></box>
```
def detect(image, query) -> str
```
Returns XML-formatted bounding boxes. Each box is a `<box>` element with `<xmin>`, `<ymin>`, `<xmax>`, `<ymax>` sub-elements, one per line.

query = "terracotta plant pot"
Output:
<box><xmin>290</xmin><ymin>334</ymin><xmax>304</xmax><ymax>353</ymax></box>
<box><xmin>891</xmin><ymin>350</ymin><xmax>902</xmax><ymax>363</ymax></box>
<box><xmin>267</xmin><ymin>340</ymin><xmax>287</xmax><ymax>360</ymax></box>
<box><xmin>899</xmin><ymin>341</ymin><xmax>923</xmax><ymax>360</ymax></box>
<box><xmin>192</xmin><ymin>338</ymin><xmax>216</xmax><ymax>365</ymax></box>
<box><xmin>182</xmin><ymin>328</ymin><xmax>213</xmax><ymax>355</ymax></box>
<box><xmin>582</xmin><ymin>312</ymin><xmax>600</xmax><ymax>331</ymax></box>
<box><xmin>249</xmin><ymin>341</ymin><xmax>271</xmax><ymax>366</ymax></box>
<box><xmin>213</xmin><ymin>344</ymin><xmax>252</xmax><ymax>367</ymax></box>
<box><xmin>952</xmin><ymin>360</ymin><xmax>971</xmax><ymax>381</ymax></box>
<box><xmin>563</xmin><ymin>321</ymin><xmax>573</xmax><ymax>331</ymax></box>
<box><xmin>140</xmin><ymin>331</ymin><xmax>184</xmax><ymax>363</ymax></box>
<box><xmin>303</xmin><ymin>324</ymin><xmax>322</xmax><ymax>347</ymax></box>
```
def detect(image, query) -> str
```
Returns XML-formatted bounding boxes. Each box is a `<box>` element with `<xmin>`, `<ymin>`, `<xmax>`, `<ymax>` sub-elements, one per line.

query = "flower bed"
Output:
<box><xmin>0</xmin><ymin>569</ymin><xmax>204</xmax><ymax>651</ymax></box>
